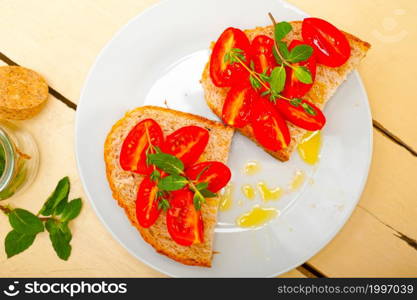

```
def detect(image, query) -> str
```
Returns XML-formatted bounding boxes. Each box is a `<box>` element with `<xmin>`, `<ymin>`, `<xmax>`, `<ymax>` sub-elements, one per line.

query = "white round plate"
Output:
<box><xmin>75</xmin><ymin>0</ymin><xmax>372</xmax><ymax>277</ymax></box>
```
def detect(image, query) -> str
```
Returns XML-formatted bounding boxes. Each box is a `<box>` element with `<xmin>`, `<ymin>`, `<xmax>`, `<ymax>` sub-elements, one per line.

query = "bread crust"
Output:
<box><xmin>201</xmin><ymin>22</ymin><xmax>371</xmax><ymax>161</ymax></box>
<box><xmin>104</xmin><ymin>106</ymin><xmax>233</xmax><ymax>267</ymax></box>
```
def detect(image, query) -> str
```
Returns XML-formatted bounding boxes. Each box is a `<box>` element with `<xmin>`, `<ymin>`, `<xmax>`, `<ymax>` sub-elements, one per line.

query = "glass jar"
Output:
<box><xmin>0</xmin><ymin>121</ymin><xmax>39</xmax><ymax>200</ymax></box>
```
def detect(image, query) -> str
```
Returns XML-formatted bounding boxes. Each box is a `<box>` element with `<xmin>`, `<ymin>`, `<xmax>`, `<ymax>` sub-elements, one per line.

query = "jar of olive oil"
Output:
<box><xmin>0</xmin><ymin>121</ymin><xmax>39</xmax><ymax>200</ymax></box>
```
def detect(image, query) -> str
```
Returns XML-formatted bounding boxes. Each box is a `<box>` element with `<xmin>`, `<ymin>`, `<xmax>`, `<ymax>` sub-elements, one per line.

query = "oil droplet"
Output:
<box><xmin>241</xmin><ymin>184</ymin><xmax>255</xmax><ymax>200</ymax></box>
<box><xmin>298</xmin><ymin>131</ymin><xmax>322</xmax><ymax>165</ymax></box>
<box><xmin>237</xmin><ymin>199</ymin><xmax>244</xmax><ymax>206</ymax></box>
<box><xmin>236</xmin><ymin>206</ymin><xmax>279</xmax><ymax>228</ymax></box>
<box><xmin>289</xmin><ymin>170</ymin><xmax>305</xmax><ymax>191</ymax></box>
<box><xmin>219</xmin><ymin>183</ymin><xmax>234</xmax><ymax>212</ymax></box>
<box><xmin>243</xmin><ymin>160</ymin><xmax>261</xmax><ymax>175</ymax></box>
<box><xmin>257</xmin><ymin>181</ymin><xmax>283</xmax><ymax>202</ymax></box>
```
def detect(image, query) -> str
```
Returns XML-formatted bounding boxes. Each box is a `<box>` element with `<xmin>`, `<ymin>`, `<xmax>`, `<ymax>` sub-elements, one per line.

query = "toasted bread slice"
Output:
<box><xmin>202</xmin><ymin>21</ymin><xmax>371</xmax><ymax>161</ymax></box>
<box><xmin>104</xmin><ymin>106</ymin><xmax>234</xmax><ymax>267</ymax></box>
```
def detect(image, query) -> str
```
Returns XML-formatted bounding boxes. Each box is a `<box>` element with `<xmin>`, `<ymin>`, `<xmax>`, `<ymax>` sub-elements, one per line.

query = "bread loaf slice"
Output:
<box><xmin>201</xmin><ymin>21</ymin><xmax>371</xmax><ymax>161</ymax></box>
<box><xmin>104</xmin><ymin>106</ymin><xmax>234</xmax><ymax>267</ymax></box>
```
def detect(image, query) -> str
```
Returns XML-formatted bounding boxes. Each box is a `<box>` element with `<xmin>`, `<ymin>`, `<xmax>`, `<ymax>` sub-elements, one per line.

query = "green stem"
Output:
<box><xmin>234</xmin><ymin>56</ymin><xmax>270</xmax><ymax>91</ymax></box>
<box><xmin>268</xmin><ymin>12</ymin><xmax>296</xmax><ymax>71</ymax></box>
<box><xmin>0</xmin><ymin>204</ymin><xmax>52</xmax><ymax>221</ymax></box>
<box><xmin>232</xmin><ymin>53</ymin><xmax>292</xmax><ymax>103</ymax></box>
<box><xmin>0</xmin><ymin>204</ymin><xmax>12</xmax><ymax>215</ymax></box>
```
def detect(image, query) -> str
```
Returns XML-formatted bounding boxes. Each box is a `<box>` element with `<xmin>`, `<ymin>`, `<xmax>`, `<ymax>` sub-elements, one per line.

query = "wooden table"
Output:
<box><xmin>0</xmin><ymin>0</ymin><xmax>416</xmax><ymax>278</ymax></box>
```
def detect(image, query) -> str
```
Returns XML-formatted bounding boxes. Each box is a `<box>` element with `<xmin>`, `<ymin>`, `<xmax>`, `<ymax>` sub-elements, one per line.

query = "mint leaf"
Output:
<box><xmin>301</xmin><ymin>102</ymin><xmax>317</xmax><ymax>116</ymax></box>
<box><xmin>270</xmin><ymin>66</ymin><xmax>286</xmax><ymax>95</ymax></box>
<box><xmin>45</xmin><ymin>220</ymin><xmax>72</xmax><ymax>261</ymax></box>
<box><xmin>274</xmin><ymin>21</ymin><xmax>292</xmax><ymax>41</ymax></box>
<box><xmin>150</xmin><ymin>170</ymin><xmax>161</xmax><ymax>182</ymax></box>
<box><xmin>158</xmin><ymin>198</ymin><xmax>170</xmax><ymax>211</ymax></box>
<box><xmin>39</xmin><ymin>177</ymin><xmax>70</xmax><ymax>216</ymax></box>
<box><xmin>60</xmin><ymin>198</ymin><xmax>82</xmax><ymax>222</ymax></box>
<box><xmin>293</xmin><ymin>66</ymin><xmax>313</xmax><ymax>84</ymax></box>
<box><xmin>8</xmin><ymin>209</ymin><xmax>44</xmax><ymax>235</ymax></box>
<box><xmin>224</xmin><ymin>48</ymin><xmax>246</xmax><ymax>64</ymax></box>
<box><xmin>290</xmin><ymin>98</ymin><xmax>303</xmax><ymax>107</ymax></box>
<box><xmin>258</xmin><ymin>71</ymin><xmax>271</xmax><ymax>82</ymax></box>
<box><xmin>287</xmin><ymin>44</ymin><xmax>313</xmax><ymax>63</ymax></box>
<box><xmin>195</xmin><ymin>182</ymin><xmax>209</xmax><ymax>191</ymax></box>
<box><xmin>157</xmin><ymin>175</ymin><xmax>187</xmax><ymax>191</ymax></box>
<box><xmin>273</xmin><ymin>41</ymin><xmax>290</xmax><ymax>64</ymax></box>
<box><xmin>147</xmin><ymin>153</ymin><xmax>184</xmax><ymax>175</ymax></box>
<box><xmin>200</xmin><ymin>189</ymin><xmax>217</xmax><ymax>198</ymax></box>
<box><xmin>261</xmin><ymin>90</ymin><xmax>271</xmax><ymax>97</ymax></box>
<box><xmin>249</xmin><ymin>75</ymin><xmax>261</xmax><ymax>90</ymax></box>
<box><xmin>5</xmin><ymin>230</ymin><xmax>36</xmax><ymax>258</ymax></box>
<box><xmin>193</xmin><ymin>193</ymin><xmax>205</xmax><ymax>211</ymax></box>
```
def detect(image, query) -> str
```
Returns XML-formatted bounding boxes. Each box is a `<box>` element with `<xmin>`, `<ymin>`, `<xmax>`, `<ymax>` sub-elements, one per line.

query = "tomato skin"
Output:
<box><xmin>275</xmin><ymin>98</ymin><xmax>326</xmax><ymax>131</ymax></box>
<box><xmin>222</xmin><ymin>84</ymin><xmax>254</xmax><ymax>128</ymax></box>
<box><xmin>120</xmin><ymin>119</ymin><xmax>164</xmax><ymax>175</ymax></box>
<box><xmin>251</xmin><ymin>97</ymin><xmax>291</xmax><ymax>152</ymax></box>
<box><xmin>210</xmin><ymin>27</ymin><xmax>251</xmax><ymax>87</ymax></box>
<box><xmin>185</xmin><ymin>161</ymin><xmax>231</xmax><ymax>193</ymax></box>
<box><xmin>166</xmin><ymin>188</ymin><xmax>204</xmax><ymax>246</ymax></box>
<box><xmin>163</xmin><ymin>126</ymin><xmax>209</xmax><ymax>167</ymax></box>
<box><xmin>282</xmin><ymin>40</ymin><xmax>316</xmax><ymax>99</ymax></box>
<box><xmin>302</xmin><ymin>18</ymin><xmax>351</xmax><ymax>67</ymax></box>
<box><xmin>136</xmin><ymin>177</ymin><xmax>161</xmax><ymax>228</ymax></box>
<box><xmin>251</xmin><ymin>35</ymin><xmax>278</xmax><ymax>75</ymax></box>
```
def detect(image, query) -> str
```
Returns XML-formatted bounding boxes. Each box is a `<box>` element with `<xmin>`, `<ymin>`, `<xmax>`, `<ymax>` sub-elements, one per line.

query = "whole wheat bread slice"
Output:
<box><xmin>201</xmin><ymin>21</ymin><xmax>371</xmax><ymax>161</ymax></box>
<box><xmin>104</xmin><ymin>106</ymin><xmax>234</xmax><ymax>267</ymax></box>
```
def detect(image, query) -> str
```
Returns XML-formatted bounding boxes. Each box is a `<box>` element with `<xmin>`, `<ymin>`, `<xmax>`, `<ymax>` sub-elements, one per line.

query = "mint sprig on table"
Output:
<box><xmin>0</xmin><ymin>177</ymin><xmax>82</xmax><ymax>260</ymax></box>
<box><xmin>146</xmin><ymin>149</ymin><xmax>216</xmax><ymax>211</ymax></box>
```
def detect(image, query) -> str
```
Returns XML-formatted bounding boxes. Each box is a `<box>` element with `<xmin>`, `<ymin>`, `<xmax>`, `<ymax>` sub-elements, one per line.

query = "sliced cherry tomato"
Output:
<box><xmin>167</xmin><ymin>188</ymin><xmax>204</xmax><ymax>246</ymax></box>
<box><xmin>302</xmin><ymin>18</ymin><xmax>351</xmax><ymax>67</ymax></box>
<box><xmin>282</xmin><ymin>40</ymin><xmax>316</xmax><ymax>99</ymax></box>
<box><xmin>136</xmin><ymin>177</ymin><xmax>161</xmax><ymax>228</ymax></box>
<box><xmin>185</xmin><ymin>161</ymin><xmax>231</xmax><ymax>193</ymax></box>
<box><xmin>274</xmin><ymin>98</ymin><xmax>326</xmax><ymax>131</ymax></box>
<box><xmin>222</xmin><ymin>84</ymin><xmax>254</xmax><ymax>128</ymax></box>
<box><xmin>120</xmin><ymin>119</ymin><xmax>164</xmax><ymax>175</ymax></box>
<box><xmin>210</xmin><ymin>27</ymin><xmax>251</xmax><ymax>87</ymax></box>
<box><xmin>251</xmin><ymin>96</ymin><xmax>291</xmax><ymax>152</ymax></box>
<box><xmin>251</xmin><ymin>35</ymin><xmax>277</xmax><ymax>75</ymax></box>
<box><xmin>164</xmin><ymin>126</ymin><xmax>209</xmax><ymax>167</ymax></box>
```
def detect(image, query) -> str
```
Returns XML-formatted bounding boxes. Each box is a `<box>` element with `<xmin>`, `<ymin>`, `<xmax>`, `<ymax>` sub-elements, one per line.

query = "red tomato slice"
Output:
<box><xmin>222</xmin><ymin>84</ymin><xmax>254</xmax><ymax>128</ymax></box>
<box><xmin>251</xmin><ymin>97</ymin><xmax>291</xmax><ymax>152</ymax></box>
<box><xmin>120</xmin><ymin>119</ymin><xmax>164</xmax><ymax>175</ymax></box>
<box><xmin>185</xmin><ymin>161</ymin><xmax>231</xmax><ymax>193</ymax></box>
<box><xmin>210</xmin><ymin>27</ymin><xmax>251</xmax><ymax>87</ymax></box>
<box><xmin>136</xmin><ymin>177</ymin><xmax>161</xmax><ymax>228</ymax></box>
<box><xmin>282</xmin><ymin>40</ymin><xmax>316</xmax><ymax>99</ymax></box>
<box><xmin>167</xmin><ymin>188</ymin><xmax>204</xmax><ymax>246</ymax></box>
<box><xmin>251</xmin><ymin>35</ymin><xmax>277</xmax><ymax>75</ymax></box>
<box><xmin>164</xmin><ymin>126</ymin><xmax>209</xmax><ymax>167</ymax></box>
<box><xmin>275</xmin><ymin>98</ymin><xmax>326</xmax><ymax>131</ymax></box>
<box><xmin>302</xmin><ymin>18</ymin><xmax>351</xmax><ymax>67</ymax></box>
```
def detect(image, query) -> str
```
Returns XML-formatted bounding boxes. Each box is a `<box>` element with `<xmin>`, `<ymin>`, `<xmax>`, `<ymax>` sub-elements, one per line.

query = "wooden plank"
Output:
<box><xmin>308</xmin><ymin>130</ymin><xmax>417</xmax><ymax>277</ymax></box>
<box><xmin>1</xmin><ymin>0</ymin><xmax>416</xmax><ymax>150</ymax></box>
<box><xmin>309</xmin><ymin>208</ymin><xmax>417</xmax><ymax>277</ymax></box>
<box><xmin>0</xmin><ymin>0</ymin><xmax>158</xmax><ymax>102</ymax></box>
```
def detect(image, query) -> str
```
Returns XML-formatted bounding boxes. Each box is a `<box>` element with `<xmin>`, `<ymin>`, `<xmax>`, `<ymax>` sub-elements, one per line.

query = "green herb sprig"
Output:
<box><xmin>222</xmin><ymin>13</ymin><xmax>317</xmax><ymax>116</ymax></box>
<box><xmin>0</xmin><ymin>177</ymin><xmax>82</xmax><ymax>260</ymax></box>
<box><xmin>147</xmin><ymin>152</ymin><xmax>216</xmax><ymax>211</ymax></box>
